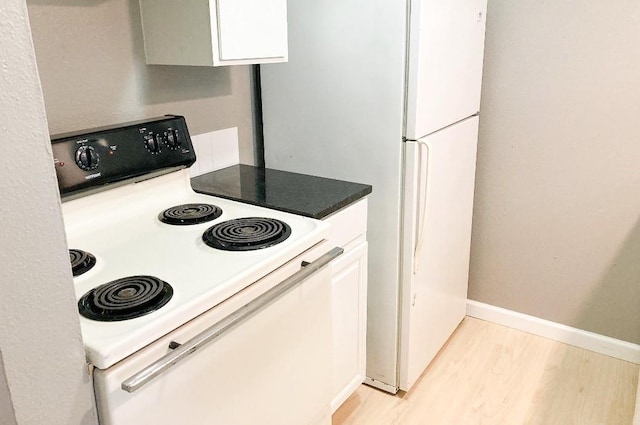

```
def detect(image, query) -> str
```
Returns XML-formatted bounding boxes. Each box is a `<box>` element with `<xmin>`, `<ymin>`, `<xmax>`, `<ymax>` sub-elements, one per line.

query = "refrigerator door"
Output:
<box><xmin>399</xmin><ymin>116</ymin><xmax>478</xmax><ymax>390</ymax></box>
<box><xmin>405</xmin><ymin>0</ymin><xmax>488</xmax><ymax>139</ymax></box>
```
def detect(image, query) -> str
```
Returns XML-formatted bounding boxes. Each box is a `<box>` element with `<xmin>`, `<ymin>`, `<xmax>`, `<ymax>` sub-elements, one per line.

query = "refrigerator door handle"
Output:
<box><xmin>413</xmin><ymin>139</ymin><xmax>432</xmax><ymax>274</ymax></box>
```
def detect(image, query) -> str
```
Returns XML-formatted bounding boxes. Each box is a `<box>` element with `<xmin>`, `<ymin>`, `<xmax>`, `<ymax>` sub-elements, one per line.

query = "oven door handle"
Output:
<box><xmin>121</xmin><ymin>246</ymin><xmax>344</xmax><ymax>393</ymax></box>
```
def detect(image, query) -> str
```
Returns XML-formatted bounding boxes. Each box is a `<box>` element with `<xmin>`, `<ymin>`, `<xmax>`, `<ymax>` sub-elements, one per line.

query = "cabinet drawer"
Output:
<box><xmin>324</xmin><ymin>199</ymin><xmax>367</xmax><ymax>250</ymax></box>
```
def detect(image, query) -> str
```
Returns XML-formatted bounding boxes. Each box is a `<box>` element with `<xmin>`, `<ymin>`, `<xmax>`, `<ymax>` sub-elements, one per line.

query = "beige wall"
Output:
<box><xmin>470</xmin><ymin>0</ymin><xmax>640</xmax><ymax>343</ymax></box>
<box><xmin>0</xmin><ymin>1</ymin><xmax>97</xmax><ymax>423</ymax></box>
<box><xmin>26</xmin><ymin>0</ymin><xmax>257</xmax><ymax>164</ymax></box>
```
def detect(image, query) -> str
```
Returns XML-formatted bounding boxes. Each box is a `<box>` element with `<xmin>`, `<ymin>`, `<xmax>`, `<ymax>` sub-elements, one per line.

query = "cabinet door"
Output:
<box><xmin>405</xmin><ymin>0</ymin><xmax>488</xmax><ymax>139</ymax></box>
<box><xmin>216</xmin><ymin>0</ymin><xmax>288</xmax><ymax>61</ymax></box>
<box><xmin>331</xmin><ymin>242</ymin><xmax>368</xmax><ymax>412</ymax></box>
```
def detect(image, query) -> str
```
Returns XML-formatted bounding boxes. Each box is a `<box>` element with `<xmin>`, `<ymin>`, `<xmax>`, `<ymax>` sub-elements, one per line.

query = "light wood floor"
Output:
<box><xmin>333</xmin><ymin>317</ymin><xmax>639</xmax><ymax>425</ymax></box>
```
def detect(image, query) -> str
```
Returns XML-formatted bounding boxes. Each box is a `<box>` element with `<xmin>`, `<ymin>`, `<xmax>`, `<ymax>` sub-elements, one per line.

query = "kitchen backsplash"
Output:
<box><xmin>189</xmin><ymin>127</ymin><xmax>240</xmax><ymax>177</ymax></box>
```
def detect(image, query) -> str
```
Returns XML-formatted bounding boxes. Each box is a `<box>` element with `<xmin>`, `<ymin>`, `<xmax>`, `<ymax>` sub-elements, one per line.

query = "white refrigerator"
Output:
<box><xmin>260</xmin><ymin>0</ymin><xmax>487</xmax><ymax>392</ymax></box>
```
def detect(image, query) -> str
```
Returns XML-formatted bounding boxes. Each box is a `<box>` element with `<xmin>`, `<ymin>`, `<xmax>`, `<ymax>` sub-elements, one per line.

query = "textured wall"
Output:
<box><xmin>26</xmin><ymin>0</ymin><xmax>257</xmax><ymax>165</ymax></box>
<box><xmin>0</xmin><ymin>1</ymin><xmax>97</xmax><ymax>424</ymax></box>
<box><xmin>470</xmin><ymin>0</ymin><xmax>640</xmax><ymax>343</ymax></box>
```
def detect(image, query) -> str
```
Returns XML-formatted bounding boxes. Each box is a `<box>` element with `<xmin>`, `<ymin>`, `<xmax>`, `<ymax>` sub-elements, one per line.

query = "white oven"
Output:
<box><xmin>94</xmin><ymin>241</ymin><xmax>337</xmax><ymax>425</ymax></box>
<box><xmin>51</xmin><ymin>115</ymin><xmax>341</xmax><ymax>425</ymax></box>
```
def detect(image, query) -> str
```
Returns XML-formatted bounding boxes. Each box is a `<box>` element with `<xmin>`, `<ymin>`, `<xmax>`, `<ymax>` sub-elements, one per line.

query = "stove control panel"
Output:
<box><xmin>51</xmin><ymin>115</ymin><xmax>196</xmax><ymax>199</ymax></box>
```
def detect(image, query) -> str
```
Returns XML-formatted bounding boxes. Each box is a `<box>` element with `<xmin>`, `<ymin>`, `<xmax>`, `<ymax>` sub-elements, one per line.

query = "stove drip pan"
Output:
<box><xmin>69</xmin><ymin>249</ymin><xmax>97</xmax><ymax>277</ymax></box>
<box><xmin>202</xmin><ymin>217</ymin><xmax>292</xmax><ymax>251</ymax></box>
<box><xmin>159</xmin><ymin>203</ymin><xmax>222</xmax><ymax>225</ymax></box>
<box><xmin>78</xmin><ymin>275</ymin><xmax>173</xmax><ymax>321</ymax></box>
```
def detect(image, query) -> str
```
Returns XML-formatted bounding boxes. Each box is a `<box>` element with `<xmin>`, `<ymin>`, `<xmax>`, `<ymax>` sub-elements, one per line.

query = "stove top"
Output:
<box><xmin>52</xmin><ymin>116</ymin><xmax>329</xmax><ymax>369</ymax></box>
<box><xmin>62</xmin><ymin>170</ymin><xmax>328</xmax><ymax>369</ymax></box>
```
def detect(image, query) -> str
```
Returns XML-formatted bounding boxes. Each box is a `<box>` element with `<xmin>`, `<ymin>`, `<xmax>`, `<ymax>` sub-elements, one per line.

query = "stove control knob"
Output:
<box><xmin>145</xmin><ymin>134</ymin><xmax>161</xmax><ymax>153</ymax></box>
<box><xmin>166</xmin><ymin>130</ymin><xmax>180</xmax><ymax>149</ymax></box>
<box><xmin>75</xmin><ymin>146</ymin><xmax>99</xmax><ymax>171</ymax></box>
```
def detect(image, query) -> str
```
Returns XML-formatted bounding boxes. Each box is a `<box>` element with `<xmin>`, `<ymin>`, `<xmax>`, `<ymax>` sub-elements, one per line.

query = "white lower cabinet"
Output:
<box><xmin>330</xmin><ymin>241</ymin><xmax>368</xmax><ymax>412</ymax></box>
<box><xmin>325</xmin><ymin>199</ymin><xmax>368</xmax><ymax>412</ymax></box>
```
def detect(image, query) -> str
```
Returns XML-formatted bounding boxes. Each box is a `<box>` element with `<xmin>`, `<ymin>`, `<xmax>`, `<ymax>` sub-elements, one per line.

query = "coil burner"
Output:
<box><xmin>159</xmin><ymin>203</ymin><xmax>223</xmax><ymax>225</ymax></box>
<box><xmin>202</xmin><ymin>217</ymin><xmax>292</xmax><ymax>251</ymax></box>
<box><xmin>69</xmin><ymin>249</ymin><xmax>97</xmax><ymax>277</ymax></box>
<box><xmin>78</xmin><ymin>275</ymin><xmax>173</xmax><ymax>321</ymax></box>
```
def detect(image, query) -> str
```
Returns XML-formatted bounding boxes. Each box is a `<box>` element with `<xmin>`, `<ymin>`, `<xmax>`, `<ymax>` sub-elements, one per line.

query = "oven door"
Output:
<box><xmin>93</xmin><ymin>242</ymin><xmax>337</xmax><ymax>425</ymax></box>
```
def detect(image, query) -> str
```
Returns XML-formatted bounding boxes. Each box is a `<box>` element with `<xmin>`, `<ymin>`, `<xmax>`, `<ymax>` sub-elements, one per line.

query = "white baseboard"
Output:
<box><xmin>331</xmin><ymin>375</ymin><xmax>365</xmax><ymax>413</ymax></box>
<box><xmin>466</xmin><ymin>300</ymin><xmax>640</xmax><ymax>364</ymax></box>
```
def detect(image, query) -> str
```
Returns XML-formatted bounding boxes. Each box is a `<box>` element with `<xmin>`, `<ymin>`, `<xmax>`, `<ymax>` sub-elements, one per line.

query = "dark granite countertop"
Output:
<box><xmin>191</xmin><ymin>165</ymin><xmax>372</xmax><ymax>219</ymax></box>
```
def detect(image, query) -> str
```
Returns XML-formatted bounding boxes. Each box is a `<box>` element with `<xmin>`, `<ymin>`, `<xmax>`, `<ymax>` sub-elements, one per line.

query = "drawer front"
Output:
<box><xmin>324</xmin><ymin>199</ymin><xmax>368</xmax><ymax>249</ymax></box>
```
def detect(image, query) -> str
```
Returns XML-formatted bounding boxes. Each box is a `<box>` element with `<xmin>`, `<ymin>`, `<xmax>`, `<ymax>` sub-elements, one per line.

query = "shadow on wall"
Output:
<box><xmin>26</xmin><ymin>0</ymin><xmax>107</xmax><ymax>6</ymax></box>
<box><xmin>26</xmin><ymin>0</ymin><xmax>235</xmax><ymax>134</ymax></box>
<box><xmin>140</xmin><ymin>66</ymin><xmax>231</xmax><ymax>105</ymax></box>
<box><xmin>0</xmin><ymin>350</ymin><xmax>17</xmax><ymax>425</ymax></box>
<box><xmin>576</xmin><ymin>216</ymin><xmax>640</xmax><ymax>344</ymax></box>
<box><xmin>127</xmin><ymin>0</ymin><xmax>232</xmax><ymax>105</ymax></box>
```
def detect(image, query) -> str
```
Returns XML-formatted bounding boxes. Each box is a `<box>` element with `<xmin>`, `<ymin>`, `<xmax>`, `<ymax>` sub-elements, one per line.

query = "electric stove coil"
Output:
<box><xmin>69</xmin><ymin>249</ymin><xmax>97</xmax><ymax>277</ymax></box>
<box><xmin>78</xmin><ymin>275</ymin><xmax>173</xmax><ymax>321</ymax></box>
<box><xmin>202</xmin><ymin>217</ymin><xmax>292</xmax><ymax>251</ymax></box>
<box><xmin>159</xmin><ymin>203</ymin><xmax>223</xmax><ymax>225</ymax></box>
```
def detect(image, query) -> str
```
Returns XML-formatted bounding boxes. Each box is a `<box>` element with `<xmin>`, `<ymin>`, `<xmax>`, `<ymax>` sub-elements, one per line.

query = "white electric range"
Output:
<box><xmin>52</xmin><ymin>115</ymin><xmax>340</xmax><ymax>425</ymax></box>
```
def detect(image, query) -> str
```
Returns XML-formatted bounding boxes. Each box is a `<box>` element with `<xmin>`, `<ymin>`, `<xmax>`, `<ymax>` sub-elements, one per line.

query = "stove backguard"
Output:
<box><xmin>51</xmin><ymin>115</ymin><xmax>196</xmax><ymax>200</ymax></box>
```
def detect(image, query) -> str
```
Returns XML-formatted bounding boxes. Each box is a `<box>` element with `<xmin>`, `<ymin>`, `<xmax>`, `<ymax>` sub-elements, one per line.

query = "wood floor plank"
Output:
<box><xmin>524</xmin><ymin>343</ymin><xmax>638</xmax><ymax>425</ymax></box>
<box><xmin>332</xmin><ymin>382</ymin><xmax>407</xmax><ymax>425</ymax></box>
<box><xmin>400</xmin><ymin>318</ymin><xmax>553</xmax><ymax>425</ymax></box>
<box><xmin>333</xmin><ymin>317</ymin><xmax>639</xmax><ymax>425</ymax></box>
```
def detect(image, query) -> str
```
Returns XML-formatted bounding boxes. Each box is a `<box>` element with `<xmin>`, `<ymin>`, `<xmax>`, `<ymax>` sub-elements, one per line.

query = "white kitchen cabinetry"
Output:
<box><xmin>324</xmin><ymin>199</ymin><xmax>368</xmax><ymax>412</ymax></box>
<box><xmin>139</xmin><ymin>0</ymin><xmax>288</xmax><ymax>66</ymax></box>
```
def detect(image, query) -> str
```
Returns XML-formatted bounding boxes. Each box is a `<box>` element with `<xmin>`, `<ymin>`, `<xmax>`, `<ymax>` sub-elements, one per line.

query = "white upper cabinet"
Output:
<box><xmin>139</xmin><ymin>0</ymin><xmax>288</xmax><ymax>67</ymax></box>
